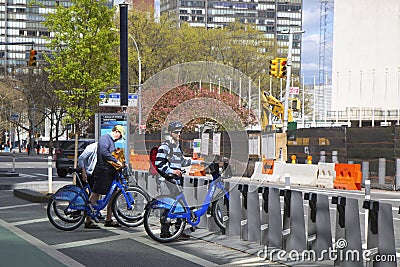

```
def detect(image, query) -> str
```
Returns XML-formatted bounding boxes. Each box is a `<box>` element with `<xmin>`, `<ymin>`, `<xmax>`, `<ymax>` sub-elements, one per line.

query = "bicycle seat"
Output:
<box><xmin>67</xmin><ymin>167</ymin><xmax>80</xmax><ymax>174</ymax></box>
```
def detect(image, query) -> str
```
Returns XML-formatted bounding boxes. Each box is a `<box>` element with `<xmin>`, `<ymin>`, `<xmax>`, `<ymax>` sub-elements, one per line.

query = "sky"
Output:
<box><xmin>301</xmin><ymin>0</ymin><xmax>334</xmax><ymax>84</ymax></box>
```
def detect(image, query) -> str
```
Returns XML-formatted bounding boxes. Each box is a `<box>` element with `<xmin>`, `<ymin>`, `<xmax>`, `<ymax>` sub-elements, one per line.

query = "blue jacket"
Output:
<box><xmin>96</xmin><ymin>133</ymin><xmax>118</xmax><ymax>170</ymax></box>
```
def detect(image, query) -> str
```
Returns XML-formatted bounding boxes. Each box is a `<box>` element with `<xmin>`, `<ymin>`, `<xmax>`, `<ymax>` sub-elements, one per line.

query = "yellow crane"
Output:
<box><xmin>260</xmin><ymin>91</ymin><xmax>297</xmax><ymax>131</ymax></box>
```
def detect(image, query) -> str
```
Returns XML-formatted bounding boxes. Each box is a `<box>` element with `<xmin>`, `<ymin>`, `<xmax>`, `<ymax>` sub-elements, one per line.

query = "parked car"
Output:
<box><xmin>54</xmin><ymin>139</ymin><xmax>95</xmax><ymax>177</ymax></box>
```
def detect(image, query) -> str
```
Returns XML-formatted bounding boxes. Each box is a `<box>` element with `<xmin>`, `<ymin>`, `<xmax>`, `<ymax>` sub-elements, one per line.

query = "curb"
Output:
<box><xmin>0</xmin><ymin>172</ymin><xmax>19</xmax><ymax>177</ymax></box>
<box><xmin>13</xmin><ymin>189</ymin><xmax>51</xmax><ymax>203</ymax></box>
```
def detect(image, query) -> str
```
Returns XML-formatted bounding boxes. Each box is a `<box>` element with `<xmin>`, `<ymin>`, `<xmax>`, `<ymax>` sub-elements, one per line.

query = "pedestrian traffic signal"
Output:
<box><xmin>278</xmin><ymin>58</ymin><xmax>287</xmax><ymax>78</ymax></box>
<box><xmin>291</xmin><ymin>97</ymin><xmax>301</xmax><ymax>111</ymax></box>
<box><xmin>29</xmin><ymin>49</ymin><xmax>37</xmax><ymax>66</ymax></box>
<box><xmin>269</xmin><ymin>58</ymin><xmax>279</xmax><ymax>78</ymax></box>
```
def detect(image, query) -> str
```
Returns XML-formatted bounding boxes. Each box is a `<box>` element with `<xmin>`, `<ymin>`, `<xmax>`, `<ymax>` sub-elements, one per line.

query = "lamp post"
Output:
<box><xmin>129</xmin><ymin>34</ymin><xmax>142</xmax><ymax>134</ymax></box>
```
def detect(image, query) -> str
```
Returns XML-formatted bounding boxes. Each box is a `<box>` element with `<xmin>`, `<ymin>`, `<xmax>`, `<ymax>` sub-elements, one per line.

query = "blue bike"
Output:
<box><xmin>47</xmin><ymin>166</ymin><xmax>150</xmax><ymax>231</ymax></box>
<box><xmin>143</xmin><ymin>162</ymin><xmax>230</xmax><ymax>243</ymax></box>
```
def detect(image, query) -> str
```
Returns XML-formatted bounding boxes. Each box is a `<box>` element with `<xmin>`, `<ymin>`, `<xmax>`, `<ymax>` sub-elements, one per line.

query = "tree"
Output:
<box><xmin>43</xmin><ymin>0</ymin><xmax>119</xmax><ymax>167</ymax></box>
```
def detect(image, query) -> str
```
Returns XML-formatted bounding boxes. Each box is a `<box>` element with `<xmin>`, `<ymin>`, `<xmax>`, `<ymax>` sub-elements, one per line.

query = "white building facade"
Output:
<box><xmin>332</xmin><ymin>0</ymin><xmax>400</xmax><ymax>112</ymax></box>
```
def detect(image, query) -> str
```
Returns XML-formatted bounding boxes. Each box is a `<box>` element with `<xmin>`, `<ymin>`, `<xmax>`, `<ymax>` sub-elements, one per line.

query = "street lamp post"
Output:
<box><xmin>129</xmin><ymin>34</ymin><xmax>142</xmax><ymax>134</ymax></box>
<box><xmin>280</xmin><ymin>29</ymin><xmax>305</xmax><ymax>132</ymax></box>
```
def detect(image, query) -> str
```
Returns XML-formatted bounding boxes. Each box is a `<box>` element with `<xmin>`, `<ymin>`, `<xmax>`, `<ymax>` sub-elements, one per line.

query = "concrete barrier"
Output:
<box><xmin>278</xmin><ymin>163</ymin><xmax>318</xmax><ymax>187</ymax></box>
<box><xmin>316</xmin><ymin>162</ymin><xmax>336</xmax><ymax>189</ymax></box>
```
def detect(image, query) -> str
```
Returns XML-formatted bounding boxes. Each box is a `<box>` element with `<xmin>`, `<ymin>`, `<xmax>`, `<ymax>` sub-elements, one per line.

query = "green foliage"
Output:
<box><xmin>43</xmin><ymin>0</ymin><xmax>119</xmax><ymax>131</ymax></box>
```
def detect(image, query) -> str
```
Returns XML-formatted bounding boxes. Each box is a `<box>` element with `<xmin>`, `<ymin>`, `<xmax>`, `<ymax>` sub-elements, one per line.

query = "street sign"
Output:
<box><xmin>99</xmin><ymin>92</ymin><xmax>138</xmax><ymax>107</ymax></box>
<box><xmin>10</xmin><ymin>114</ymin><xmax>19</xmax><ymax>121</ymax></box>
<box><xmin>289</xmin><ymin>87</ymin><xmax>299</xmax><ymax>94</ymax></box>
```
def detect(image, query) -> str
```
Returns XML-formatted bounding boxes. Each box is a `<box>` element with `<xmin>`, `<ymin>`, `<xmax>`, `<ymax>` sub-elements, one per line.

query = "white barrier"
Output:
<box><xmin>278</xmin><ymin>163</ymin><xmax>318</xmax><ymax>186</ymax></box>
<box><xmin>250</xmin><ymin>161</ymin><xmax>280</xmax><ymax>183</ymax></box>
<box><xmin>316</xmin><ymin>162</ymin><xmax>335</xmax><ymax>189</ymax></box>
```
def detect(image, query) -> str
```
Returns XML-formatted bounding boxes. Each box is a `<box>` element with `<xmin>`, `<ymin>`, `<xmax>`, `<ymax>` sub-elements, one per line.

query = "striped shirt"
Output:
<box><xmin>155</xmin><ymin>140</ymin><xmax>194</xmax><ymax>177</ymax></box>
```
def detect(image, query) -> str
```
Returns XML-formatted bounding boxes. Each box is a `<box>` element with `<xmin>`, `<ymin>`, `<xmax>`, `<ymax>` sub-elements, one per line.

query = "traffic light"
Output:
<box><xmin>291</xmin><ymin>97</ymin><xmax>301</xmax><ymax>111</ymax></box>
<box><xmin>29</xmin><ymin>49</ymin><xmax>37</xmax><ymax>66</ymax></box>
<box><xmin>278</xmin><ymin>58</ymin><xmax>287</xmax><ymax>78</ymax></box>
<box><xmin>269</xmin><ymin>58</ymin><xmax>279</xmax><ymax>78</ymax></box>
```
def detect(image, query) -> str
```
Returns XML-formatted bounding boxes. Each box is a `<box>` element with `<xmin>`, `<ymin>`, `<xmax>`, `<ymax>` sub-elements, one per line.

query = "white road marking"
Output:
<box><xmin>13</xmin><ymin>218</ymin><xmax>49</xmax><ymax>226</ymax></box>
<box><xmin>0</xmin><ymin>203</ymin><xmax>39</xmax><ymax>210</ymax></box>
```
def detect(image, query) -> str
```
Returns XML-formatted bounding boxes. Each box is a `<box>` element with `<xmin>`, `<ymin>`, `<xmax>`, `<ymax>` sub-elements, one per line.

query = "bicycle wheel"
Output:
<box><xmin>211</xmin><ymin>194</ymin><xmax>229</xmax><ymax>232</ymax></box>
<box><xmin>112</xmin><ymin>187</ymin><xmax>150</xmax><ymax>227</ymax></box>
<box><xmin>47</xmin><ymin>195</ymin><xmax>85</xmax><ymax>231</ymax></box>
<box><xmin>143</xmin><ymin>196</ymin><xmax>186</xmax><ymax>243</ymax></box>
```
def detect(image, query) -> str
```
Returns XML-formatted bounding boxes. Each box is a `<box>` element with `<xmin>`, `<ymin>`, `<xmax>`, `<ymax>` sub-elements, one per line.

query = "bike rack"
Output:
<box><xmin>363</xmin><ymin>200</ymin><xmax>397</xmax><ymax>267</ymax></box>
<box><xmin>332</xmin><ymin>196</ymin><xmax>363</xmax><ymax>267</ymax></box>
<box><xmin>238</xmin><ymin>183</ymin><xmax>248</xmax><ymax>241</ymax></box>
<box><xmin>304</xmin><ymin>192</ymin><xmax>332</xmax><ymax>258</ymax></box>
<box><xmin>247</xmin><ymin>183</ymin><xmax>261</xmax><ymax>243</ymax></box>
<box><xmin>227</xmin><ymin>180</ymin><xmax>241</xmax><ymax>237</ymax></box>
<box><xmin>280</xmin><ymin>189</ymin><xmax>306</xmax><ymax>252</ymax></box>
<box><xmin>259</xmin><ymin>186</ymin><xmax>282</xmax><ymax>249</ymax></box>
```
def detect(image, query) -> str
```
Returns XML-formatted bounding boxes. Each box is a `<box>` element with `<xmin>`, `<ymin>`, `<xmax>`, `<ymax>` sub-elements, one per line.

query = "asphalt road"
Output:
<box><xmin>0</xmin><ymin>154</ymin><xmax>281</xmax><ymax>267</ymax></box>
<box><xmin>1</xmin><ymin>153</ymin><xmax>400</xmax><ymax>266</ymax></box>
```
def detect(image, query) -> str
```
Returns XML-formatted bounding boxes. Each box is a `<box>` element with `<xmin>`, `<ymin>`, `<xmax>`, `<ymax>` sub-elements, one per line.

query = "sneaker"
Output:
<box><xmin>84</xmin><ymin>221</ymin><xmax>100</xmax><ymax>229</ymax></box>
<box><xmin>160</xmin><ymin>232</ymin><xmax>172</xmax><ymax>238</ymax></box>
<box><xmin>178</xmin><ymin>233</ymin><xmax>191</xmax><ymax>240</ymax></box>
<box><xmin>104</xmin><ymin>220</ymin><xmax>121</xmax><ymax>227</ymax></box>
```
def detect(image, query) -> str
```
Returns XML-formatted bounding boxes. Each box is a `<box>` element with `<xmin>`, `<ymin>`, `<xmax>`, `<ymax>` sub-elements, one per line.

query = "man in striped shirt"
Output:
<box><xmin>155</xmin><ymin>121</ymin><xmax>201</xmax><ymax>239</ymax></box>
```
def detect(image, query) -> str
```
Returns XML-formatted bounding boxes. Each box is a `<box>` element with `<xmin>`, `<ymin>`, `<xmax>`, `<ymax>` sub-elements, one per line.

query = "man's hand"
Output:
<box><xmin>81</xmin><ymin>168</ymin><xmax>88</xmax><ymax>182</ymax></box>
<box><xmin>172</xmin><ymin>169</ymin><xmax>182</xmax><ymax>177</ymax></box>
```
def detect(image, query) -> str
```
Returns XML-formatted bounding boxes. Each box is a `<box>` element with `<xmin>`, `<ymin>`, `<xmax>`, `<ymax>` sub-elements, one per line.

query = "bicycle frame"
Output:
<box><xmin>66</xmin><ymin>169</ymin><xmax>135</xmax><ymax>219</ymax></box>
<box><xmin>163</xmin><ymin>176</ymin><xmax>229</xmax><ymax>227</ymax></box>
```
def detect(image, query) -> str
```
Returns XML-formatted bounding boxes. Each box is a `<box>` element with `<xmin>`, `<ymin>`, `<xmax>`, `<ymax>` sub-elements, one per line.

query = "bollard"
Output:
<box><xmin>362</xmin><ymin>161</ymin><xmax>369</xmax><ymax>184</ymax></box>
<box><xmin>319</xmin><ymin>150</ymin><xmax>326</xmax><ymax>163</ymax></box>
<box><xmin>48</xmin><ymin>156</ymin><xmax>53</xmax><ymax>194</ymax></box>
<box><xmin>285</xmin><ymin>173</ymin><xmax>290</xmax><ymax>189</ymax></box>
<box><xmin>304</xmin><ymin>192</ymin><xmax>332</xmax><ymax>258</ymax></box>
<box><xmin>396</xmin><ymin>159</ymin><xmax>400</xmax><ymax>190</ymax></box>
<box><xmin>11</xmin><ymin>151</ymin><xmax>16</xmax><ymax>173</ymax></box>
<box><xmin>280</xmin><ymin>189</ymin><xmax>306</xmax><ymax>252</ymax></box>
<box><xmin>363</xmin><ymin>200</ymin><xmax>397</xmax><ymax>267</ymax></box>
<box><xmin>332</xmin><ymin>150</ymin><xmax>338</xmax><ymax>163</ymax></box>
<box><xmin>332</xmin><ymin>196</ymin><xmax>362</xmax><ymax>267</ymax></box>
<box><xmin>378</xmin><ymin>158</ymin><xmax>385</xmax><ymax>185</ymax></box>
<box><xmin>364</xmin><ymin>179</ymin><xmax>371</xmax><ymax>250</ymax></box>
<box><xmin>247</xmin><ymin>184</ymin><xmax>261</xmax><ymax>242</ymax></box>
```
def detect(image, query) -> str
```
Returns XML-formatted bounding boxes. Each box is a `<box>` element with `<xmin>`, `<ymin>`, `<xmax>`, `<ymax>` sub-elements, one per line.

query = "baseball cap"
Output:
<box><xmin>115</xmin><ymin>125</ymin><xmax>126</xmax><ymax>140</ymax></box>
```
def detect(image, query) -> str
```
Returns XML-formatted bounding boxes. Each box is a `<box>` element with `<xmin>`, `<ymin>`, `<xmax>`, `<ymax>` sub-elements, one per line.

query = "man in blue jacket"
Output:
<box><xmin>85</xmin><ymin>125</ymin><xmax>125</xmax><ymax>229</ymax></box>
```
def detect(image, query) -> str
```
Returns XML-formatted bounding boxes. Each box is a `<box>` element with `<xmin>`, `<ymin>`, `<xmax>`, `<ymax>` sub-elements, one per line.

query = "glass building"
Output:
<box><xmin>160</xmin><ymin>0</ymin><xmax>303</xmax><ymax>75</ymax></box>
<box><xmin>0</xmin><ymin>0</ymin><xmax>114</xmax><ymax>74</ymax></box>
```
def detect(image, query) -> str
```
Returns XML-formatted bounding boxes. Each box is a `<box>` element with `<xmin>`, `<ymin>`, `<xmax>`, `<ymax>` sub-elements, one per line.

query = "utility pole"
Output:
<box><xmin>280</xmin><ymin>29</ymin><xmax>305</xmax><ymax>133</ymax></box>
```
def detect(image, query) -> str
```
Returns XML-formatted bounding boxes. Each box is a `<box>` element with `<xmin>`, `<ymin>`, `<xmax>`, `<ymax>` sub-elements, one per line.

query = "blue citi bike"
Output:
<box><xmin>143</xmin><ymin>162</ymin><xmax>230</xmax><ymax>243</ymax></box>
<box><xmin>47</xmin><ymin>166</ymin><xmax>150</xmax><ymax>231</ymax></box>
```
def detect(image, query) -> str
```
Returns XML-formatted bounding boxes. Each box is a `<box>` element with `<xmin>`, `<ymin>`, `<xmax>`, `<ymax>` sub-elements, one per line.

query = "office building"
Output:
<box><xmin>160</xmin><ymin>0</ymin><xmax>303</xmax><ymax>75</ymax></box>
<box><xmin>0</xmin><ymin>0</ymin><xmax>114</xmax><ymax>74</ymax></box>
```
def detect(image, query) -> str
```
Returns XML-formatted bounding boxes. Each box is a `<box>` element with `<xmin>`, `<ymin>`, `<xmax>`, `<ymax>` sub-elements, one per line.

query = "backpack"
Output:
<box><xmin>149</xmin><ymin>141</ymin><xmax>174</xmax><ymax>176</ymax></box>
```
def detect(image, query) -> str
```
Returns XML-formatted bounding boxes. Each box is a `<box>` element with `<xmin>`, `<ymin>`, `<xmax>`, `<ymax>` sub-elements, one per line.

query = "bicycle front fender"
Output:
<box><xmin>146</xmin><ymin>195</ymin><xmax>185</xmax><ymax>213</ymax></box>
